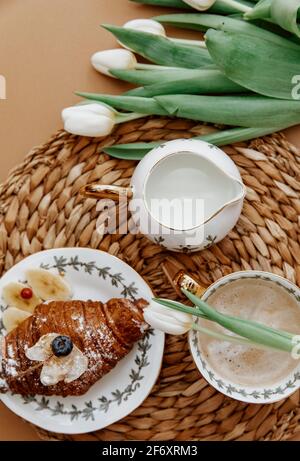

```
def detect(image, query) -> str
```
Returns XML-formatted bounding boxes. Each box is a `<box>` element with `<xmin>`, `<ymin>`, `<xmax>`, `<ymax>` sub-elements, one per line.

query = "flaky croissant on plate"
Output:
<box><xmin>1</xmin><ymin>298</ymin><xmax>148</xmax><ymax>397</ymax></box>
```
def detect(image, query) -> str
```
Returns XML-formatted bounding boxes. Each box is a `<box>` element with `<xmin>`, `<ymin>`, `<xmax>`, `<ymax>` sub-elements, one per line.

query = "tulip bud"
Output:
<box><xmin>182</xmin><ymin>0</ymin><xmax>216</xmax><ymax>10</ymax></box>
<box><xmin>144</xmin><ymin>300</ymin><xmax>192</xmax><ymax>335</ymax></box>
<box><xmin>91</xmin><ymin>49</ymin><xmax>137</xmax><ymax>77</ymax></box>
<box><xmin>123</xmin><ymin>19</ymin><xmax>166</xmax><ymax>37</ymax></box>
<box><xmin>62</xmin><ymin>103</ymin><xmax>115</xmax><ymax>137</ymax></box>
<box><xmin>119</xmin><ymin>19</ymin><xmax>167</xmax><ymax>51</ymax></box>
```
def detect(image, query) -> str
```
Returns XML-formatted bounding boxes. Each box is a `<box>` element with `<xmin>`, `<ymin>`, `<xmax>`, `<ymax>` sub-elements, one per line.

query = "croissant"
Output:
<box><xmin>1</xmin><ymin>298</ymin><xmax>148</xmax><ymax>397</ymax></box>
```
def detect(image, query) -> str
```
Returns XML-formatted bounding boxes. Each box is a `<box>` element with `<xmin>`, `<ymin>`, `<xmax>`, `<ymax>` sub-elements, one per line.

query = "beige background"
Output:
<box><xmin>0</xmin><ymin>0</ymin><xmax>300</xmax><ymax>441</ymax></box>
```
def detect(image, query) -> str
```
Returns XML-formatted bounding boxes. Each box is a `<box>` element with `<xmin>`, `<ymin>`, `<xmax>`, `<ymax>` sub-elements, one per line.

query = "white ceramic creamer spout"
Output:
<box><xmin>170</xmin><ymin>149</ymin><xmax>245</xmax><ymax>226</ymax></box>
<box><xmin>206</xmin><ymin>164</ymin><xmax>246</xmax><ymax>223</ymax></box>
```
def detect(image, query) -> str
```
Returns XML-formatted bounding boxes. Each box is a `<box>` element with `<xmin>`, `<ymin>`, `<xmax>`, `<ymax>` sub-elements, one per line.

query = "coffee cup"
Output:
<box><xmin>187</xmin><ymin>271</ymin><xmax>300</xmax><ymax>404</ymax></box>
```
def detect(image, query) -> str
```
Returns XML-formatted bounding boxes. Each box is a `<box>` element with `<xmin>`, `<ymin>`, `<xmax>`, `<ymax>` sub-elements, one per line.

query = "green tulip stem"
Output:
<box><xmin>135</xmin><ymin>63</ymin><xmax>184</xmax><ymax>70</ymax></box>
<box><xmin>192</xmin><ymin>322</ymin><xmax>277</xmax><ymax>351</ymax></box>
<box><xmin>115</xmin><ymin>112</ymin><xmax>146</xmax><ymax>124</ymax></box>
<box><xmin>172</xmin><ymin>37</ymin><xmax>207</xmax><ymax>48</ymax></box>
<box><xmin>223</xmin><ymin>0</ymin><xmax>252</xmax><ymax>13</ymax></box>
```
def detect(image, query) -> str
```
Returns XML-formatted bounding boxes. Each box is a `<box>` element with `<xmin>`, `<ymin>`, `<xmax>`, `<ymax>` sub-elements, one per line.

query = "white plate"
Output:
<box><xmin>0</xmin><ymin>248</ymin><xmax>164</xmax><ymax>434</ymax></box>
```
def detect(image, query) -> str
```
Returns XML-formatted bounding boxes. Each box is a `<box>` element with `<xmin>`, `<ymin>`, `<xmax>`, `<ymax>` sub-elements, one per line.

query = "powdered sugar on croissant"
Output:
<box><xmin>2</xmin><ymin>298</ymin><xmax>148</xmax><ymax>396</ymax></box>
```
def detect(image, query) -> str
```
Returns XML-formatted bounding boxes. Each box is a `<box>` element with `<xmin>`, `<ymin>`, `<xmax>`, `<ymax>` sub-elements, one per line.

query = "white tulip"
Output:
<box><xmin>62</xmin><ymin>103</ymin><xmax>115</xmax><ymax>122</ymax></box>
<box><xmin>144</xmin><ymin>300</ymin><xmax>192</xmax><ymax>335</ymax></box>
<box><xmin>121</xmin><ymin>17</ymin><xmax>206</xmax><ymax>51</ymax></box>
<box><xmin>182</xmin><ymin>0</ymin><xmax>216</xmax><ymax>10</ymax></box>
<box><xmin>119</xmin><ymin>19</ymin><xmax>167</xmax><ymax>51</ymax></box>
<box><xmin>91</xmin><ymin>49</ymin><xmax>137</xmax><ymax>77</ymax></box>
<box><xmin>62</xmin><ymin>103</ymin><xmax>115</xmax><ymax>137</ymax></box>
<box><xmin>123</xmin><ymin>19</ymin><xmax>166</xmax><ymax>37</ymax></box>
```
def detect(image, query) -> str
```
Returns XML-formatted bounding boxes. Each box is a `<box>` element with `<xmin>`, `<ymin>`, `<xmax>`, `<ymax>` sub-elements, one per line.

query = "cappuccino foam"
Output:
<box><xmin>199</xmin><ymin>278</ymin><xmax>300</xmax><ymax>387</ymax></box>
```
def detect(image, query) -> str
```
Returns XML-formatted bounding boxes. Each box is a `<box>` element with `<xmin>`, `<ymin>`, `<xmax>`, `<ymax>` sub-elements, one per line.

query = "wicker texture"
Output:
<box><xmin>0</xmin><ymin>117</ymin><xmax>300</xmax><ymax>441</ymax></box>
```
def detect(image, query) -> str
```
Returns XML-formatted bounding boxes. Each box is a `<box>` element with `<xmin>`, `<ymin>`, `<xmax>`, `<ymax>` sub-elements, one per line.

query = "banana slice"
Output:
<box><xmin>2</xmin><ymin>307</ymin><xmax>32</xmax><ymax>333</ymax></box>
<box><xmin>25</xmin><ymin>268</ymin><xmax>72</xmax><ymax>301</ymax></box>
<box><xmin>2</xmin><ymin>282</ymin><xmax>41</xmax><ymax>312</ymax></box>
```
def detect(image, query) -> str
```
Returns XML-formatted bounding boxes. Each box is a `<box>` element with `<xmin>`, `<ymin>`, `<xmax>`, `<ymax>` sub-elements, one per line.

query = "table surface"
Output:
<box><xmin>1</xmin><ymin>0</ymin><xmax>300</xmax><ymax>441</ymax></box>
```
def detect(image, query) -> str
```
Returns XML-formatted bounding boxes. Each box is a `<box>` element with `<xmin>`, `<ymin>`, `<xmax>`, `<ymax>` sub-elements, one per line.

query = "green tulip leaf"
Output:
<box><xmin>102</xmin><ymin>24</ymin><xmax>213</xmax><ymax>69</ymax></box>
<box><xmin>205</xmin><ymin>29</ymin><xmax>300</xmax><ymax>100</ymax></box>
<box><xmin>245</xmin><ymin>0</ymin><xmax>300</xmax><ymax>38</ymax></box>
<box><xmin>155</xmin><ymin>13</ymin><xmax>300</xmax><ymax>49</ymax></box>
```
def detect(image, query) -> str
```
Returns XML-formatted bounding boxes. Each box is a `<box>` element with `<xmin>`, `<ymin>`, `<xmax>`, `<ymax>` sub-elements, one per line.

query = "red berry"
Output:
<box><xmin>20</xmin><ymin>287</ymin><xmax>33</xmax><ymax>299</ymax></box>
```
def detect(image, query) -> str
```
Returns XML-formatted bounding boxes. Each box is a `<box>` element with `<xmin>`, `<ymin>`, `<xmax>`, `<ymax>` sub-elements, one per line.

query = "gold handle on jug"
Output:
<box><xmin>80</xmin><ymin>184</ymin><xmax>133</xmax><ymax>201</ymax></box>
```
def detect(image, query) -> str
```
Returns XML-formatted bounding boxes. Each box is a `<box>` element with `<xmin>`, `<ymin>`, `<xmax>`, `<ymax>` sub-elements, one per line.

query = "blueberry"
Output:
<box><xmin>51</xmin><ymin>335</ymin><xmax>73</xmax><ymax>357</ymax></box>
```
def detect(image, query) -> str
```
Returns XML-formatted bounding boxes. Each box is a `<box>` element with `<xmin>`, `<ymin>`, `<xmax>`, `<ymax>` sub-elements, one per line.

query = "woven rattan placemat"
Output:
<box><xmin>0</xmin><ymin>117</ymin><xmax>300</xmax><ymax>441</ymax></box>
